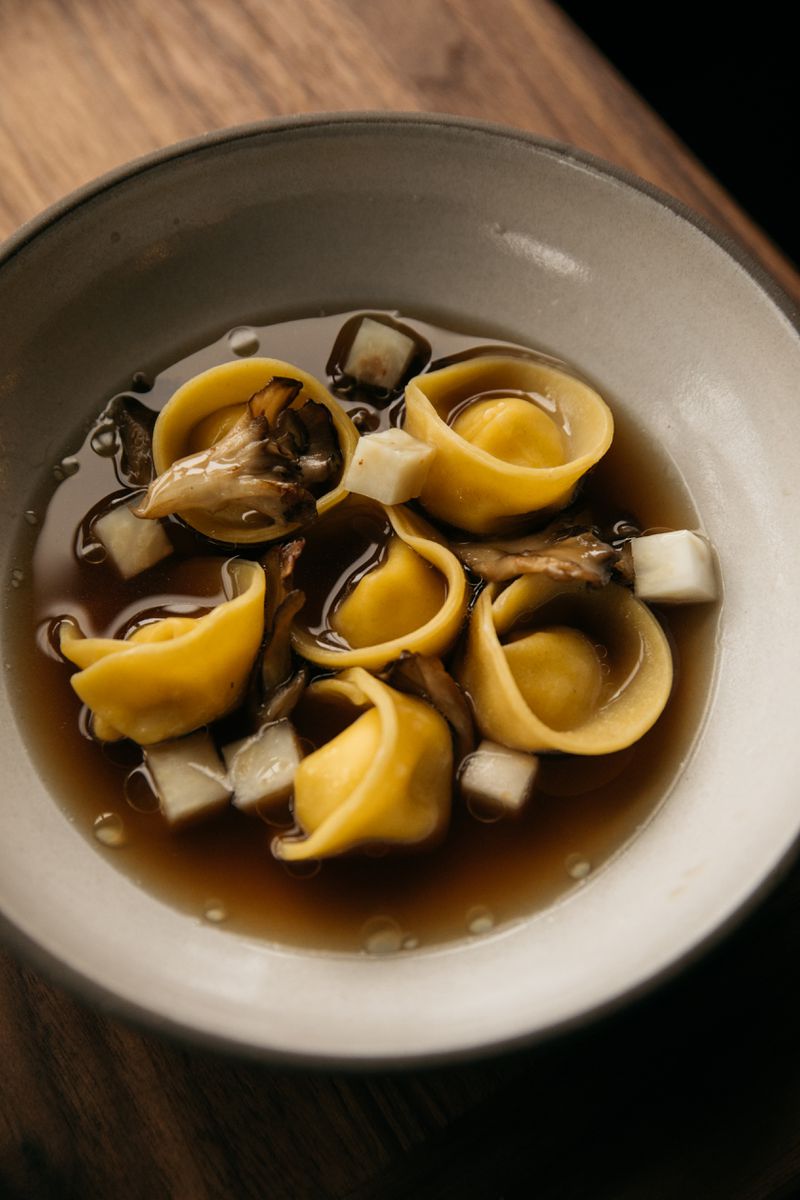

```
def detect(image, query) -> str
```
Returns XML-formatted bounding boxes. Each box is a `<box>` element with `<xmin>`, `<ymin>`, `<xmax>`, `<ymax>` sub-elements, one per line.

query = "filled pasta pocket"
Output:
<box><xmin>403</xmin><ymin>354</ymin><xmax>613</xmax><ymax>533</ymax></box>
<box><xmin>59</xmin><ymin>559</ymin><xmax>265</xmax><ymax>744</ymax></box>
<box><xmin>291</xmin><ymin>498</ymin><xmax>468</xmax><ymax>670</ymax></box>
<box><xmin>457</xmin><ymin>574</ymin><xmax>673</xmax><ymax>755</ymax></box>
<box><xmin>138</xmin><ymin>358</ymin><xmax>358</xmax><ymax>544</ymax></box>
<box><xmin>276</xmin><ymin>668</ymin><xmax>452</xmax><ymax>861</ymax></box>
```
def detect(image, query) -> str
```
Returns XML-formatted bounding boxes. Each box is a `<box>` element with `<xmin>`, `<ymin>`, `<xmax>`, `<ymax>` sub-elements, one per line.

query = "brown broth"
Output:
<box><xmin>15</xmin><ymin>311</ymin><xmax>716</xmax><ymax>953</ymax></box>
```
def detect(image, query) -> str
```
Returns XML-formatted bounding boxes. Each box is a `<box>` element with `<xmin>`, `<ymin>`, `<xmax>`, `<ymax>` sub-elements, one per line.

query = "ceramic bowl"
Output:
<box><xmin>1</xmin><ymin>114</ymin><xmax>799</xmax><ymax>1066</ymax></box>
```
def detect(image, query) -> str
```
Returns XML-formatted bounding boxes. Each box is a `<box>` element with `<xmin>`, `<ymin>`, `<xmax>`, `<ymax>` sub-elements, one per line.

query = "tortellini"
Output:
<box><xmin>151</xmin><ymin>357</ymin><xmax>358</xmax><ymax>543</ymax></box>
<box><xmin>275</xmin><ymin>668</ymin><xmax>452</xmax><ymax>861</ymax></box>
<box><xmin>403</xmin><ymin>354</ymin><xmax>613</xmax><ymax>533</ymax></box>
<box><xmin>333</xmin><ymin>536</ymin><xmax>445</xmax><ymax>649</ymax></box>
<box><xmin>60</xmin><ymin>560</ymin><xmax>265</xmax><ymax>744</ymax></box>
<box><xmin>291</xmin><ymin>502</ymin><xmax>468</xmax><ymax>670</ymax></box>
<box><xmin>458</xmin><ymin>574</ymin><xmax>673</xmax><ymax>755</ymax></box>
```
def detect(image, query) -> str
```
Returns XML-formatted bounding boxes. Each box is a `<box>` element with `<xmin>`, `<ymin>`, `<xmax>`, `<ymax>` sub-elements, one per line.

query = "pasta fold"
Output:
<box><xmin>151</xmin><ymin>357</ymin><xmax>357</xmax><ymax>543</ymax></box>
<box><xmin>458</xmin><ymin>574</ymin><xmax>673</xmax><ymax>754</ymax></box>
<box><xmin>60</xmin><ymin>560</ymin><xmax>265</xmax><ymax>744</ymax></box>
<box><xmin>403</xmin><ymin>355</ymin><xmax>613</xmax><ymax>532</ymax></box>
<box><xmin>275</xmin><ymin>668</ymin><xmax>452</xmax><ymax>861</ymax></box>
<box><xmin>292</xmin><ymin>503</ymin><xmax>468</xmax><ymax>670</ymax></box>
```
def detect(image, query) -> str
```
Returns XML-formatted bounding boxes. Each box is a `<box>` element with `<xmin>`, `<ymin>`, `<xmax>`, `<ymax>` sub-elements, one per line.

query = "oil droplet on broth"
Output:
<box><xmin>90</xmin><ymin>426</ymin><xmax>119</xmax><ymax>457</ymax></box>
<box><xmin>227</xmin><ymin>327</ymin><xmax>260</xmax><ymax>357</ymax></box>
<box><xmin>466</xmin><ymin>905</ymin><xmax>495</xmax><ymax>935</ymax></box>
<box><xmin>241</xmin><ymin>509</ymin><xmax>264</xmax><ymax>526</ymax></box>
<box><xmin>93</xmin><ymin>812</ymin><xmax>127</xmax><ymax>847</ymax></box>
<box><xmin>131</xmin><ymin>371</ymin><xmax>152</xmax><ymax>393</ymax></box>
<box><xmin>24</xmin><ymin>510</ymin><xmax>38</xmax><ymax>526</ymax></box>
<box><xmin>124</xmin><ymin>765</ymin><xmax>161</xmax><ymax>814</ymax></box>
<box><xmin>203</xmin><ymin>900</ymin><xmax>229</xmax><ymax>924</ymax></box>
<box><xmin>465</xmin><ymin>794</ymin><xmax>504</xmax><ymax>825</ymax></box>
<box><xmin>253</xmin><ymin>800</ymin><xmax>294</xmax><ymax>829</ymax></box>
<box><xmin>349</xmin><ymin>407</ymin><xmax>381</xmax><ymax>434</ymax></box>
<box><xmin>10</xmin><ymin>568</ymin><xmax>24</xmax><ymax>589</ymax></box>
<box><xmin>53</xmin><ymin>456</ymin><xmax>80</xmax><ymax>481</ymax></box>
<box><xmin>79</xmin><ymin>542</ymin><xmax>107</xmax><ymax>565</ymax></box>
<box><xmin>361</xmin><ymin>916</ymin><xmax>403</xmax><ymax>955</ymax></box>
<box><xmin>401</xmin><ymin>935</ymin><xmax>419</xmax><ymax>951</ymax></box>
<box><xmin>281</xmin><ymin>857</ymin><xmax>322</xmax><ymax>880</ymax></box>
<box><xmin>565</xmin><ymin>853</ymin><xmax>592</xmax><ymax>880</ymax></box>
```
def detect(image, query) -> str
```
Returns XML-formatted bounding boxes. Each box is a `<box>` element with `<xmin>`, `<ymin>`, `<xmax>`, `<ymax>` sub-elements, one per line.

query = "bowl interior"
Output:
<box><xmin>1</xmin><ymin>115</ymin><xmax>799</xmax><ymax>1064</ymax></box>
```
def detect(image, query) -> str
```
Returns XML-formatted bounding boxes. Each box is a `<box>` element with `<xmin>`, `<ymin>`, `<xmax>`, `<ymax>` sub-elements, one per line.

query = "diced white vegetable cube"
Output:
<box><xmin>631</xmin><ymin>530</ymin><xmax>717</xmax><ymax>604</ymax></box>
<box><xmin>459</xmin><ymin>740</ymin><xmax>539</xmax><ymax>816</ymax></box>
<box><xmin>145</xmin><ymin>731</ymin><xmax>231</xmax><ymax>827</ymax></box>
<box><xmin>343</xmin><ymin>317</ymin><xmax>416</xmax><ymax>390</ymax></box>
<box><xmin>223</xmin><ymin>720</ymin><xmax>303</xmax><ymax>814</ymax></box>
<box><xmin>94</xmin><ymin>502</ymin><xmax>173</xmax><ymax>579</ymax></box>
<box><xmin>342</xmin><ymin>428</ymin><xmax>436</xmax><ymax>505</ymax></box>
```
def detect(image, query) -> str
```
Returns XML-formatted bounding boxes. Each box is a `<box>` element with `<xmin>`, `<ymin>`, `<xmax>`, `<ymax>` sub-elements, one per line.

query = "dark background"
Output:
<box><xmin>558</xmin><ymin>4</ymin><xmax>797</xmax><ymax>267</ymax></box>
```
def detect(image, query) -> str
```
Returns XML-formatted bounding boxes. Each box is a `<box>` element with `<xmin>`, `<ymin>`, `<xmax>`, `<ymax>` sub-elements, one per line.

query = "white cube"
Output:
<box><xmin>145</xmin><ymin>731</ymin><xmax>231</xmax><ymax>827</ymax></box>
<box><xmin>631</xmin><ymin>530</ymin><xmax>717</xmax><ymax>604</ymax></box>
<box><xmin>343</xmin><ymin>317</ymin><xmax>416</xmax><ymax>390</ymax></box>
<box><xmin>223</xmin><ymin>720</ymin><xmax>303</xmax><ymax>814</ymax></box>
<box><xmin>459</xmin><ymin>740</ymin><xmax>539</xmax><ymax>816</ymax></box>
<box><xmin>94</xmin><ymin>502</ymin><xmax>173</xmax><ymax>579</ymax></box>
<box><xmin>342</xmin><ymin>428</ymin><xmax>436</xmax><ymax>505</ymax></box>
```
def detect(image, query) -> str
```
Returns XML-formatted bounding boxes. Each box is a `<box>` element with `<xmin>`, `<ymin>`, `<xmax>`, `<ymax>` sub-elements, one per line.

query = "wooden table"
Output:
<box><xmin>1</xmin><ymin>3</ymin><xmax>798</xmax><ymax>1197</ymax></box>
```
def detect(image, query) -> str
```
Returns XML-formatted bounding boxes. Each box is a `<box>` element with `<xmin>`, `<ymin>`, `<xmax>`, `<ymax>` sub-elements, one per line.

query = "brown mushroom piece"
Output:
<box><xmin>285</xmin><ymin>399</ymin><xmax>344</xmax><ymax>487</ymax></box>
<box><xmin>380</xmin><ymin>651</ymin><xmax>475</xmax><ymax>763</ymax></box>
<box><xmin>106</xmin><ymin>394</ymin><xmax>158</xmax><ymax>487</ymax></box>
<box><xmin>133</xmin><ymin>377</ymin><xmax>340</xmax><ymax>527</ymax></box>
<box><xmin>454</xmin><ymin>522</ymin><xmax>620</xmax><ymax>586</ymax></box>
<box><xmin>254</xmin><ymin>538</ymin><xmax>309</xmax><ymax>725</ymax></box>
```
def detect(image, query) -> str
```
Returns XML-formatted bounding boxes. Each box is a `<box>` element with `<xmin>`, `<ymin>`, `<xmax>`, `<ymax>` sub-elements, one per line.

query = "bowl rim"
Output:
<box><xmin>2</xmin><ymin>110</ymin><xmax>797</xmax><ymax>327</ymax></box>
<box><xmin>1</xmin><ymin>110</ymin><xmax>799</xmax><ymax>1069</ymax></box>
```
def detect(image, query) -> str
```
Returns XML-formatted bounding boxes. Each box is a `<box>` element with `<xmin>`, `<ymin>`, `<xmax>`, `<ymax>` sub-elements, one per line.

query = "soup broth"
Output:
<box><xmin>16</xmin><ymin>312</ymin><xmax>714</xmax><ymax>953</ymax></box>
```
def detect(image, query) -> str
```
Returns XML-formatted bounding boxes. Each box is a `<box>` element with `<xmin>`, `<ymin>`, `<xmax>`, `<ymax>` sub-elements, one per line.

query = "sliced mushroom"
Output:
<box><xmin>380</xmin><ymin>651</ymin><xmax>475</xmax><ymax>762</ymax></box>
<box><xmin>247</xmin><ymin>378</ymin><xmax>341</xmax><ymax>488</ymax></box>
<box><xmin>290</xmin><ymin>399</ymin><xmax>343</xmax><ymax>486</ymax></box>
<box><xmin>263</xmin><ymin>537</ymin><xmax>304</xmax><ymax>631</ymax></box>
<box><xmin>133</xmin><ymin>377</ymin><xmax>339</xmax><ymax>527</ymax></box>
<box><xmin>255</xmin><ymin>538</ymin><xmax>308</xmax><ymax>724</ymax></box>
<box><xmin>106</xmin><ymin>395</ymin><xmax>158</xmax><ymax>487</ymax></box>
<box><xmin>261</xmin><ymin>588</ymin><xmax>306</xmax><ymax>698</ymax></box>
<box><xmin>250</xmin><ymin>376</ymin><xmax>303</xmax><ymax>423</ymax></box>
<box><xmin>259</xmin><ymin>664</ymin><xmax>309</xmax><ymax>724</ymax></box>
<box><xmin>454</xmin><ymin>523</ymin><xmax>619</xmax><ymax>586</ymax></box>
<box><xmin>271</xmin><ymin>407</ymin><xmax>307</xmax><ymax>460</ymax></box>
<box><xmin>134</xmin><ymin>411</ymin><xmax>312</xmax><ymax>524</ymax></box>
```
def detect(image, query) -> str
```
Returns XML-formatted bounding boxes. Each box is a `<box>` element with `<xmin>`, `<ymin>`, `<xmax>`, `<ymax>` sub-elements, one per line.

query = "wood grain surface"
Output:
<box><xmin>1</xmin><ymin>2</ymin><xmax>799</xmax><ymax>1199</ymax></box>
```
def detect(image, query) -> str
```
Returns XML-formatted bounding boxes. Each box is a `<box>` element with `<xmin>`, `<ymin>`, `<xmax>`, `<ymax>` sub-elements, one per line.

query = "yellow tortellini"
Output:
<box><xmin>458</xmin><ymin>574</ymin><xmax>673</xmax><ymax>755</ymax></box>
<box><xmin>333</xmin><ymin>537</ymin><xmax>445</xmax><ymax>649</ymax></box>
<box><xmin>291</xmin><ymin>503</ymin><xmax>468</xmax><ymax>670</ymax></box>
<box><xmin>152</xmin><ymin>357</ymin><xmax>358</xmax><ymax>544</ymax></box>
<box><xmin>60</xmin><ymin>560</ymin><xmax>265</xmax><ymax>744</ymax></box>
<box><xmin>275</xmin><ymin>668</ymin><xmax>452</xmax><ymax>861</ymax></box>
<box><xmin>403</xmin><ymin>355</ymin><xmax>613</xmax><ymax>533</ymax></box>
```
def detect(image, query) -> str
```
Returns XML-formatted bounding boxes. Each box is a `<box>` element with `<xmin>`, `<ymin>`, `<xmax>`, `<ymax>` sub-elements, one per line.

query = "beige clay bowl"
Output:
<box><xmin>1</xmin><ymin>114</ymin><xmax>799</xmax><ymax>1065</ymax></box>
